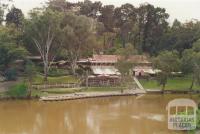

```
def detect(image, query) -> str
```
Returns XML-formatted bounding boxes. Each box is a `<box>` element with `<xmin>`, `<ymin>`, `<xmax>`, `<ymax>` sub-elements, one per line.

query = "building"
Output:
<box><xmin>79</xmin><ymin>54</ymin><xmax>152</xmax><ymax>86</ymax></box>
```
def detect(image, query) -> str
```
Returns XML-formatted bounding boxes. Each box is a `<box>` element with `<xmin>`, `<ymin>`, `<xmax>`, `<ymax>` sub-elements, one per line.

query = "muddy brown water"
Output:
<box><xmin>0</xmin><ymin>94</ymin><xmax>198</xmax><ymax>134</ymax></box>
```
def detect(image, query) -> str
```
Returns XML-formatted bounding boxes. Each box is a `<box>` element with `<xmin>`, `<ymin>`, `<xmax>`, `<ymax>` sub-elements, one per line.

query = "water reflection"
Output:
<box><xmin>0</xmin><ymin>94</ymin><xmax>197</xmax><ymax>134</ymax></box>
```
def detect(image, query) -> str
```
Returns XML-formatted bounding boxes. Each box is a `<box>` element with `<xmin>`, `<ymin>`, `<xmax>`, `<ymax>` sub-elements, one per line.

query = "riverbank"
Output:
<box><xmin>40</xmin><ymin>89</ymin><xmax>146</xmax><ymax>101</ymax></box>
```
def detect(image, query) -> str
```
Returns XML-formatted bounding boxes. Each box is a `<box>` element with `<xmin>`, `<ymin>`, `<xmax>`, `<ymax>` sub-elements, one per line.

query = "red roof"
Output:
<box><xmin>90</xmin><ymin>54</ymin><xmax>150</xmax><ymax>64</ymax></box>
<box><xmin>77</xmin><ymin>54</ymin><xmax>151</xmax><ymax>64</ymax></box>
<box><xmin>91</xmin><ymin>55</ymin><xmax>120</xmax><ymax>63</ymax></box>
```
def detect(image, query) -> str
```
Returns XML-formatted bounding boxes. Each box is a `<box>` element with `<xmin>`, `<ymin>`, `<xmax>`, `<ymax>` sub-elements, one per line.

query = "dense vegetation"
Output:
<box><xmin>0</xmin><ymin>0</ymin><xmax>200</xmax><ymax>90</ymax></box>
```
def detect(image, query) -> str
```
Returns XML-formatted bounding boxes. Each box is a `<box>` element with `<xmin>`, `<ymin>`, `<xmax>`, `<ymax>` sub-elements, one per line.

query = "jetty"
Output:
<box><xmin>40</xmin><ymin>89</ymin><xmax>146</xmax><ymax>101</ymax></box>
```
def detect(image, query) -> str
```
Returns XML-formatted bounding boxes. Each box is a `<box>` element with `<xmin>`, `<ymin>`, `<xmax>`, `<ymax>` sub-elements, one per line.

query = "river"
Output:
<box><xmin>0</xmin><ymin>94</ymin><xmax>198</xmax><ymax>134</ymax></box>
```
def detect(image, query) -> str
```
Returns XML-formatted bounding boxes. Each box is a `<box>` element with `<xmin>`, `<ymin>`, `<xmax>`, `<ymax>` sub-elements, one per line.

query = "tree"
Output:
<box><xmin>79</xmin><ymin>0</ymin><xmax>102</xmax><ymax>19</ymax></box>
<box><xmin>159</xmin><ymin>20</ymin><xmax>200</xmax><ymax>56</ymax></box>
<box><xmin>0</xmin><ymin>26</ymin><xmax>27</xmax><ymax>72</ymax></box>
<box><xmin>136</xmin><ymin>4</ymin><xmax>169</xmax><ymax>55</ymax></box>
<box><xmin>60</xmin><ymin>13</ymin><xmax>97</xmax><ymax>75</ymax></box>
<box><xmin>116</xmin><ymin>59</ymin><xmax>133</xmax><ymax>77</ymax></box>
<box><xmin>0</xmin><ymin>6</ymin><xmax>3</xmax><ymax>24</ymax></box>
<box><xmin>24</xmin><ymin>9</ymin><xmax>63</xmax><ymax>81</ymax></box>
<box><xmin>114</xmin><ymin>3</ymin><xmax>136</xmax><ymax>48</ymax></box>
<box><xmin>193</xmin><ymin>39</ymin><xmax>200</xmax><ymax>52</ymax></box>
<box><xmin>25</xmin><ymin>60</ymin><xmax>36</xmax><ymax>97</ymax></box>
<box><xmin>153</xmin><ymin>51</ymin><xmax>180</xmax><ymax>92</ymax></box>
<box><xmin>0</xmin><ymin>0</ymin><xmax>13</xmax><ymax>24</ymax></box>
<box><xmin>6</xmin><ymin>6</ymin><xmax>24</xmax><ymax>29</ymax></box>
<box><xmin>181</xmin><ymin>47</ymin><xmax>200</xmax><ymax>90</ymax></box>
<box><xmin>114</xmin><ymin>43</ymin><xmax>138</xmax><ymax>56</ymax></box>
<box><xmin>99</xmin><ymin>5</ymin><xmax>115</xmax><ymax>32</ymax></box>
<box><xmin>47</xmin><ymin>0</ymin><xmax>75</xmax><ymax>12</ymax></box>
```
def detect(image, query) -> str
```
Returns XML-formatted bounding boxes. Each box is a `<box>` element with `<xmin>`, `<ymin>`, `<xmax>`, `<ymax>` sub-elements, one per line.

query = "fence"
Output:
<box><xmin>32</xmin><ymin>83</ymin><xmax>80</xmax><ymax>90</ymax></box>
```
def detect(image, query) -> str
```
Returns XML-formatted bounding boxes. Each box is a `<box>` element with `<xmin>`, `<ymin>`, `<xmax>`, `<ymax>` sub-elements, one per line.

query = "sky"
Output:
<box><xmin>11</xmin><ymin>0</ymin><xmax>200</xmax><ymax>23</ymax></box>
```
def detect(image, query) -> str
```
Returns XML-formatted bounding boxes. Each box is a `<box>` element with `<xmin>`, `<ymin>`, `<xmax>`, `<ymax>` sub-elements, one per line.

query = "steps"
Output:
<box><xmin>133</xmin><ymin>77</ymin><xmax>145</xmax><ymax>90</ymax></box>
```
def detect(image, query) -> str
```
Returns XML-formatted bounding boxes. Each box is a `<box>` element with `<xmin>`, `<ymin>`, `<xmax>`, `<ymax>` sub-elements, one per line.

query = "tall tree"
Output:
<box><xmin>79</xmin><ymin>0</ymin><xmax>102</xmax><ymax>19</ymax></box>
<box><xmin>24</xmin><ymin>9</ymin><xmax>63</xmax><ymax>81</ymax></box>
<box><xmin>6</xmin><ymin>6</ymin><xmax>24</xmax><ymax>29</ymax></box>
<box><xmin>114</xmin><ymin>3</ymin><xmax>136</xmax><ymax>47</ymax></box>
<box><xmin>99</xmin><ymin>5</ymin><xmax>115</xmax><ymax>32</ymax></box>
<box><xmin>181</xmin><ymin>43</ymin><xmax>200</xmax><ymax>90</ymax></box>
<box><xmin>136</xmin><ymin>4</ymin><xmax>169</xmax><ymax>55</ymax></box>
<box><xmin>60</xmin><ymin>13</ymin><xmax>97</xmax><ymax>75</ymax></box>
<box><xmin>158</xmin><ymin>20</ymin><xmax>200</xmax><ymax>56</ymax></box>
<box><xmin>0</xmin><ymin>26</ymin><xmax>27</xmax><ymax>72</ymax></box>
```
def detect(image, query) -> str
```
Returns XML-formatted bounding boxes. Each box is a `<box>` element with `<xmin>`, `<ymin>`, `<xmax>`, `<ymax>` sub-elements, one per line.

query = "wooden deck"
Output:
<box><xmin>40</xmin><ymin>89</ymin><xmax>146</xmax><ymax>101</ymax></box>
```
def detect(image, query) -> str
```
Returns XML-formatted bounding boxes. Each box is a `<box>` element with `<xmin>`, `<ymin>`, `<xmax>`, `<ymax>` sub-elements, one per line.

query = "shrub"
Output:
<box><xmin>4</xmin><ymin>68</ymin><xmax>17</xmax><ymax>81</ymax></box>
<box><xmin>7</xmin><ymin>83</ymin><xmax>28</xmax><ymax>98</ymax></box>
<box><xmin>49</xmin><ymin>68</ymin><xmax>69</xmax><ymax>77</ymax></box>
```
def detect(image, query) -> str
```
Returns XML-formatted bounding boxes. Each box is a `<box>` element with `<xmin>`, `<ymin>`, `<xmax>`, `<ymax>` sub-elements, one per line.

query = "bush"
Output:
<box><xmin>4</xmin><ymin>68</ymin><xmax>17</xmax><ymax>81</ymax></box>
<box><xmin>7</xmin><ymin>83</ymin><xmax>28</xmax><ymax>98</ymax></box>
<box><xmin>49</xmin><ymin>68</ymin><xmax>69</xmax><ymax>77</ymax></box>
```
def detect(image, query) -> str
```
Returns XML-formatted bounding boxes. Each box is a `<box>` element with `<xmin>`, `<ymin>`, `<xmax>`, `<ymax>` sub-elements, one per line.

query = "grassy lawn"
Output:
<box><xmin>42</xmin><ymin>88</ymin><xmax>82</xmax><ymax>94</ymax></box>
<box><xmin>139</xmin><ymin>76</ymin><xmax>200</xmax><ymax>90</ymax></box>
<box><xmin>31</xmin><ymin>89</ymin><xmax>48</xmax><ymax>97</ymax></box>
<box><xmin>32</xmin><ymin>75</ymin><xmax>79</xmax><ymax>85</ymax></box>
<box><xmin>81</xmin><ymin>87</ymin><xmax>124</xmax><ymax>92</ymax></box>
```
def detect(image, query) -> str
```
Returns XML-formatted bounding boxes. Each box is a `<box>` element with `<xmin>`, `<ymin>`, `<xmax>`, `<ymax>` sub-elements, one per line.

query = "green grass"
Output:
<box><xmin>32</xmin><ymin>75</ymin><xmax>79</xmax><ymax>85</ymax></box>
<box><xmin>81</xmin><ymin>87</ymin><xmax>124</xmax><ymax>92</ymax></box>
<box><xmin>42</xmin><ymin>88</ymin><xmax>82</xmax><ymax>94</ymax></box>
<box><xmin>140</xmin><ymin>76</ymin><xmax>200</xmax><ymax>90</ymax></box>
<box><xmin>31</xmin><ymin>89</ymin><xmax>48</xmax><ymax>97</ymax></box>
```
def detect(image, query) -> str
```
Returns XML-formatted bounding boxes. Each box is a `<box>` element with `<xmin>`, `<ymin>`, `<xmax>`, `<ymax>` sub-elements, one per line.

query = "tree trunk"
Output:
<box><xmin>103</xmin><ymin>34</ymin><xmax>106</xmax><ymax>48</ymax></box>
<box><xmin>190</xmin><ymin>75</ymin><xmax>195</xmax><ymax>91</ymax></box>
<box><xmin>71</xmin><ymin>61</ymin><xmax>76</xmax><ymax>76</ymax></box>
<box><xmin>44</xmin><ymin>63</ymin><xmax>48</xmax><ymax>82</ymax></box>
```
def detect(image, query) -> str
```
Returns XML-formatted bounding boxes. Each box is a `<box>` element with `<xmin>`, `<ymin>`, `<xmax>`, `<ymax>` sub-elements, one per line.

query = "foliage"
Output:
<box><xmin>48</xmin><ymin>67</ymin><xmax>69</xmax><ymax>77</ymax></box>
<box><xmin>4</xmin><ymin>68</ymin><xmax>17</xmax><ymax>81</ymax></box>
<box><xmin>0</xmin><ymin>43</ymin><xmax>27</xmax><ymax>70</ymax></box>
<box><xmin>60</xmin><ymin>13</ymin><xmax>98</xmax><ymax>75</ymax></box>
<box><xmin>6</xmin><ymin>6</ymin><xmax>24</xmax><ymax>29</ymax></box>
<box><xmin>153</xmin><ymin>51</ymin><xmax>181</xmax><ymax>91</ymax></box>
<box><xmin>0</xmin><ymin>5</ymin><xmax>4</xmax><ymax>24</ymax></box>
<box><xmin>79</xmin><ymin>0</ymin><xmax>102</xmax><ymax>19</ymax></box>
<box><xmin>25</xmin><ymin>60</ymin><xmax>37</xmax><ymax>81</ymax></box>
<box><xmin>0</xmin><ymin>0</ymin><xmax>13</xmax><ymax>24</ymax></box>
<box><xmin>114</xmin><ymin>43</ymin><xmax>138</xmax><ymax>56</ymax></box>
<box><xmin>6</xmin><ymin>83</ymin><xmax>28</xmax><ymax>97</ymax></box>
<box><xmin>181</xmin><ymin>45</ymin><xmax>200</xmax><ymax>89</ymax></box>
<box><xmin>24</xmin><ymin>9</ymin><xmax>64</xmax><ymax>81</ymax></box>
<box><xmin>116</xmin><ymin>57</ymin><xmax>133</xmax><ymax>77</ymax></box>
<box><xmin>0</xmin><ymin>26</ymin><xmax>27</xmax><ymax>74</ymax></box>
<box><xmin>19</xmin><ymin>0</ymin><xmax>200</xmax><ymax>58</ymax></box>
<box><xmin>32</xmin><ymin>75</ymin><xmax>79</xmax><ymax>85</ymax></box>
